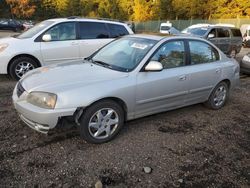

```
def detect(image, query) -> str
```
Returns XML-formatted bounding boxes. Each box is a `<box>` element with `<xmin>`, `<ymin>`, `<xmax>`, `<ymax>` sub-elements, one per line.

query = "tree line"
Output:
<box><xmin>0</xmin><ymin>0</ymin><xmax>250</xmax><ymax>21</ymax></box>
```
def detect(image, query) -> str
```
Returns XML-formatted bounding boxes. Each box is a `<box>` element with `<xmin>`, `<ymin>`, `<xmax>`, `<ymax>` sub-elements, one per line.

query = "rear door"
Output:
<box><xmin>40</xmin><ymin>22</ymin><xmax>80</xmax><ymax>65</ymax></box>
<box><xmin>215</xmin><ymin>28</ymin><xmax>231</xmax><ymax>54</ymax></box>
<box><xmin>230</xmin><ymin>28</ymin><xmax>242</xmax><ymax>53</ymax></box>
<box><xmin>185</xmin><ymin>40</ymin><xmax>222</xmax><ymax>104</ymax></box>
<box><xmin>78</xmin><ymin>22</ymin><xmax>112</xmax><ymax>58</ymax></box>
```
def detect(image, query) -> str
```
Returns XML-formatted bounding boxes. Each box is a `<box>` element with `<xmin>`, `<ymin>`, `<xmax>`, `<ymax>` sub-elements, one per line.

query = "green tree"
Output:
<box><xmin>132</xmin><ymin>0</ymin><xmax>159</xmax><ymax>21</ymax></box>
<box><xmin>209</xmin><ymin>0</ymin><xmax>250</xmax><ymax>18</ymax></box>
<box><xmin>67</xmin><ymin>0</ymin><xmax>81</xmax><ymax>16</ymax></box>
<box><xmin>159</xmin><ymin>0</ymin><xmax>175</xmax><ymax>20</ymax></box>
<box><xmin>172</xmin><ymin>0</ymin><xmax>207</xmax><ymax>19</ymax></box>
<box><xmin>6</xmin><ymin>0</ymin><xmax>36</xmax><ymax>19</ymax></box>
<box><xmin>0</xmin><ymin>0</ymin><xmax>11</xmax><ymax>18</ymax></box>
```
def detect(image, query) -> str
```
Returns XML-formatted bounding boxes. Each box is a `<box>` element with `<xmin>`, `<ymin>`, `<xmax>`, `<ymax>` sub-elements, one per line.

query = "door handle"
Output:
<box><xmin>216</xmin><ymin>68</ymin><xmax>221</xmax><ymax>73</ymax></box>
<box><xmin>179</xmin><ymin>75</ymin><xmax>187</xmax><ymax>81</ymax></box>
<box><xmin>71</xmin><ymin>42</ymin><xmax>79</xmax><ymax>46</ymax></box>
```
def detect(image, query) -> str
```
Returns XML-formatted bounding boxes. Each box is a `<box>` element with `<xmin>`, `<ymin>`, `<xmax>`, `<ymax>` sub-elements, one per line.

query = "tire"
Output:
<box><xmin>204</xmin><ymin>82</ymin><xmax>229</xmax><ymax>110</ymax></box>
<box><xmin>79</xmin><ymin>100</ymin><xmax>124</xmax><ymax>144</ymax></box>
<box><xmin>9</xmin><ymin>56</ymin><xmax>38</xmax><ymax>80</ymax></box>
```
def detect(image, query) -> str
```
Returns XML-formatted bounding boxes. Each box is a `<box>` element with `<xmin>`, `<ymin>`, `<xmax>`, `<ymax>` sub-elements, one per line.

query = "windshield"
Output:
<box><xmin>161</xmin><ymin>26</ymin><xmax>170</xmax><ymax>31</ymax></box>
<box><xmin>16</xmin><ymin>21</ymin><xmax>54</xmax><ymax>39</ymax></box>
<box><xmin>182</xmin><ymin>27</ymin><xmax>209</xmax><ymax>36</ymax></box>
<box><xmin>91</xmin><ymin>37</ymin><xmax>157</xmax><ymax>72</ymax></box>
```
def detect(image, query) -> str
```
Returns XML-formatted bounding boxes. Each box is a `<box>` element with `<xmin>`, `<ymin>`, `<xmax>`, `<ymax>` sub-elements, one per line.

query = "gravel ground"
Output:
<box><xmin>0</xmin><ymin>31</ymin><xmax>250</xmax><ymax>187</ymax></box>
<box><xmin>0</xmin><ymin>74</ymin><xmax>250</xmax><ymax>187</ymax></box>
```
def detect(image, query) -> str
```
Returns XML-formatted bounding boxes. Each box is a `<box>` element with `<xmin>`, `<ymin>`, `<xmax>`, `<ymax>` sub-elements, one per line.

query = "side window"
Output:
<box><xmin>231</xmin><ymin>28</ymin><xmax>242</xmax><ymax>37</ymax></box>
<box><xmin>107</xmin><ymin>24</ymin><xmax>129</xmax><ymax>38</ymax></box>
<box><xmin>79</xmin><ymin>22</ymin><xmax>109</xmax><ymax>39</ymax></box>
<box><xmin>2</xmin><ymin>21</ymin><xmax>8</xmax><ymax>25</ymax></box>
<box><xmin>150</xmin><ymin>40</ymin><xmax>185</xmax><ymax>69</ymax></box>
<box><xmin>45</xmin><ymin>22</ymin><xmax>76</xmax><ymax>41</ymax></box>
<box><xmin>217</xmin><ymin>28</ymin><xmax>230</xmax><ymax>38</ymax></box>
<box><xmin>189</xmin><ymin>40</ymin><xmax>219</xmax><ymax>64</ymax></box>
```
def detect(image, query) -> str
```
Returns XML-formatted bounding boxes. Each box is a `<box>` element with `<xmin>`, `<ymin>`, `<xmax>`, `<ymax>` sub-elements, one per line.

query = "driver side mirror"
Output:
<box><xmin>207</xmin><ymin>33</ymin><xmax>215</xmax><ymax>39</ymax></box>
<box><xmin>42</xmin><ymin>34</ymin><xmax>52</xmax><ymax>42</ymax></box>
<box><xmin>145</xmin><ymin>61</ymin><xmax>163</xmax><ymax>72</ymax></box>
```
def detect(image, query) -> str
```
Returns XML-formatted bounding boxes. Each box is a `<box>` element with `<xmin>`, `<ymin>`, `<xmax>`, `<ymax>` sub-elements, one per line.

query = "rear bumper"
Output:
<box><xmin>232</xmin><ymin>75</ymin><xmax>240</xmax><ymax>88</ymax></box>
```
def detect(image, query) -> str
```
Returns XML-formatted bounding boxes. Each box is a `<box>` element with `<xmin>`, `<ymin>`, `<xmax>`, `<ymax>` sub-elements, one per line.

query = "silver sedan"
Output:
<box><xmin>13</xmin><ymin>35</ymin><xmax>240</xmax><ymax>143</ymax></box>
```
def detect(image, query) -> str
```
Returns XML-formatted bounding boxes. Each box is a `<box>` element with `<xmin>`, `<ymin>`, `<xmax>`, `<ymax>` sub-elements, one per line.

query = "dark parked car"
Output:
<box><xmin>0</xmin><ymin>19</ymin><xmax>24</xmax><ymax>32</ymax></box>
<box><xmin>182</xmin><ymin>24</ymin><xmax>242</xmax><ymax>58</ymax></box>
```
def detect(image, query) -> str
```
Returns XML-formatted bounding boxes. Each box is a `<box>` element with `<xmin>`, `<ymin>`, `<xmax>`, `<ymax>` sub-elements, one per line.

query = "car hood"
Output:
<box><xmin>0</xmin><ymin>37</ymin><xmax>18</xmax><ymax>44</ymax></box>
<box><xmin>20</xmin><ymin>61</ymin><xmax>129</xmax><ymax>93</ymax></box>
<box><xmin>0</xmin><ymin>36</ymin><xmax>30</xmax><ymax>46</ymax></box>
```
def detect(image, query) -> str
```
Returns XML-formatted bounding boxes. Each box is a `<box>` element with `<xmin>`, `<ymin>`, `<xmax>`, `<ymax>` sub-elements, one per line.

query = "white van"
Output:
<box><xmin>241</xmin><ymin>24</ymin><xmax>250</xmax><ymax>47</ymax></box>
<box><xmin>0</xmin><ymin>17</ymin><xmax>133</xmax><ymax>79</ymax></box>
<box><xmin>160</xmin><ymin>21</ymin><xmax>172</xmax><ymax>34</ymax></box>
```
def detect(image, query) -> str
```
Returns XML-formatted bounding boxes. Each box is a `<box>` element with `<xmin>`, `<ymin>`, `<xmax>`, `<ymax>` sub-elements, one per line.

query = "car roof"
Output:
<box><xmin>125</xmin><ymin>34</ymin><xmax>211</xmax><ymax>42</ymax></box>
<box><xmin>125</xmin><ymin>34</ymin><xmax>166</xmax><ymax>41</ymax></box>
<box><xmin>187</xmin><ymin>24</ymin><xmax>239</xmax><ymax>30</ymax></box>
<box><xmin>47</xmin><ymin>17</ymin><xmax>127</xmax><ymax>26</ymax></box>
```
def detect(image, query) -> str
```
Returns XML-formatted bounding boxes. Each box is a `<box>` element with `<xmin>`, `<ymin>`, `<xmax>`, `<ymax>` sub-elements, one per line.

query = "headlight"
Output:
<box><xmin>0</xmin><ymin>43</ymin><xmax>9</xmax><ymax>53</ymax></box>
<box><xmin>27</xmin><ymin>92</ymin><xmax>57</xmax><ymax>109</ymax></box>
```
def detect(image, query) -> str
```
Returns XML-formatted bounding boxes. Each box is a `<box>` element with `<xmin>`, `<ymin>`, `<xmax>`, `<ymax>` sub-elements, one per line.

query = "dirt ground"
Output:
<box><xmin>0</xmin><ymin>31</ymin><xmax>250</xmax><ymax>187</ymax></box>
<box><xmin>0</xmin><ymin>73</ymin><xmax>249</xmax><ymax>187</ymax></box>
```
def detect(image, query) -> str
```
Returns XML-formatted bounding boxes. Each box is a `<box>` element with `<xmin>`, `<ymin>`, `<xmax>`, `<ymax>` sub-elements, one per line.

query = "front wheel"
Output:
<box><xmin>9</xmin><ymin>57</ymin><xmax>38</xmax><ymax>80</ymax></box>
<box><xmin>79</xmin><ymin>100</ymin><xmax>124</xmax><ymax>144</ymax></box>
<box><xmin>204</xmin><ymin>82</ymin><xmax>229</xmax><ymax>110</ymax></box>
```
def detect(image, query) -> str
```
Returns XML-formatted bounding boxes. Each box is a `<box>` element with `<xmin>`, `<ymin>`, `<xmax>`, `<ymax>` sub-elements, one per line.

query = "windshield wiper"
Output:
<box><xmin>85</xmin><ymin>58</ymin><xmax>128</xmax><ymax>72</ymax></box>
<box><xmin>91</xmin><ymin>59</ymin><xmax>113</xmax><ymax>69</ymax></box>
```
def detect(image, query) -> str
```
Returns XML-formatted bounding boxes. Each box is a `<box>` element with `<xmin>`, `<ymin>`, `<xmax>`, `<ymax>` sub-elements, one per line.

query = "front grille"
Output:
<box><xmin>17</xmin><ymin>82</ymin><xmax>25</xmax><ymax>97</ymax></box>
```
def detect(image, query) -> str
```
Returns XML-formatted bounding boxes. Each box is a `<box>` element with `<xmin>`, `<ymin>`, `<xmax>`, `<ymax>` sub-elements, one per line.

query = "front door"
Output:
<box><xmin>135</xmin><ymin>40</ymin><xmax>189</xmax><ymax>118</ymax></box>
<box><xmin>40</xmin><ymin>22</ymin><xmax>80</xmax><ymax>65</ymax></box>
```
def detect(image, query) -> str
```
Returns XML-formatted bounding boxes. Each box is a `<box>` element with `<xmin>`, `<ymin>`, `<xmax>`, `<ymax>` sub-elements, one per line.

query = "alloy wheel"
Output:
<box><xmin>213</xmin><ymin>85</ymin><xmax>227</xmax><ymax>107</ymax></box>
<box><xmin>88</xmin><ymin>108</ymin><xmax>119</xmax><ymax>139</ymax></box>
<box><xmin>15</xmin><ymin>61</ymin><xmax>35</xmax><ymax>78</ymax></box>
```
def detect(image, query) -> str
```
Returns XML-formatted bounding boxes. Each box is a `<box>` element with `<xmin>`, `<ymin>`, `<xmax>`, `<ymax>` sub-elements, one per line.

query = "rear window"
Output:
<box><xmin>231</xmin><ymin>28</ymin><xmax>242</xmax><ymax>37</ymax></box>
<box><xmin>79</xmin><ymin>22</ymin><xmax>109</xmax><ymax>39</ymax></box>
<box><xmin>189</xmin><ymin>40</ymin><xmax>220</xmax><ymax>64</ymax></box>
<box><xmin>107</xmin><ymin>23</ymin><xmax>129</xmax><ymax>38</ymax></box>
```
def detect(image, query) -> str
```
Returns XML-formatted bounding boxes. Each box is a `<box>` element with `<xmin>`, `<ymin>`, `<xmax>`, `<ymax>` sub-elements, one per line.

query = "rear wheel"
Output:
<box><xmin>9</xmin><ymin>57</ymin><xmax>38</xmax><ymax>80</ymax></box>
<box><xmin>79</xmin><ymin>100</ymin><xmax>124</xmax><ymax>144</ymax></box>
<box><xmin>205</xmin><ymin>82</ymin><xmax>229</xmax><ymax>110</ymax></box>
